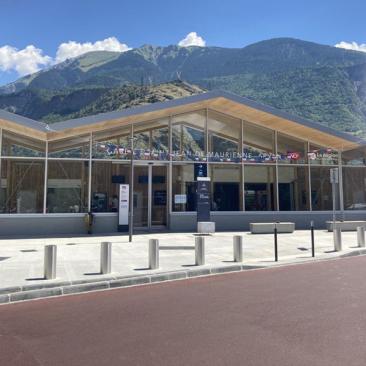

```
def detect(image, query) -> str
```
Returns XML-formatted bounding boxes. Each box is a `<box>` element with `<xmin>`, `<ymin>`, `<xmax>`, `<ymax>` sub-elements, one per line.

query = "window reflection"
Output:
<box><xmin>208</xmin><ymin>111</ymin><xmax>241</xmax><ymax>163</ymax></box>
<box><xmin>2</xmin><ymin>131</ymin><xmax>45</xmax><ymax>157</ymax></box>
<box><xmin>47</xmin><ymin>161</ymin><xmax>88</xmax><ymax>213</ymax></box>
<box><xmin>277</xmin><ymin>133</ymin><xmax>306</xmax><ymax>164</ymax></box>
<box><xmin>133</xmin><ymin>119</ymin><xmax>169</xmax><ymax>160</ymax></box>
<box><xmin>93</xmin><ymin>126</ymin><xmax>131</xmax><ymax>160</ymax></box>
<box><xmin>243</xmin><ymin>122</ymin><xmax>275</xmax><ymax>163</ymax></box>
<box><xmin>172</xmin><ymin>111</ymin><xmax>206</xmax><ymax>161</ymax></box>
<box><xmin>244</xmin><ymin>165</ymin><xmax>276</xmax><ymax>210</ymax></box>
<box><xmin>0</xmin><ymin>159</ymin><xmax>44</xmax><ymax>213</ymax></box>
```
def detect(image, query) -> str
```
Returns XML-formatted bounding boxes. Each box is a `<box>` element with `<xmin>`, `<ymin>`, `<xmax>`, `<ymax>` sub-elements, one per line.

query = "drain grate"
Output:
<box><xmin>20</xmin><ymin>249</ymin><xmax>37</xmax><ymax>253</ymax></box>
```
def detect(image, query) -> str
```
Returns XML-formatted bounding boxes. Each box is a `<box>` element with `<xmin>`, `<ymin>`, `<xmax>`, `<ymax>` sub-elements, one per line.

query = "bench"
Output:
<box><xmin>250</xmin><ymin>222</ymin><xmax>295</xmax><ymax>234</ymax></box>
<box><xmin>326</xmin><ymin>221</ymin><xmax>366</xmax><ymax>232</ymax></box>
<box><xmin>197</xmin><ymin>221</ymin><xmax>215</xmax><ymax>234</ymax></box>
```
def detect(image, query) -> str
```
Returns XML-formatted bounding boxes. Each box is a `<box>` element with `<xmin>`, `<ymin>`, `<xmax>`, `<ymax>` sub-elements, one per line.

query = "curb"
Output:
<box><xmin>0</xmin><ymin>264</ymin><xmax>263</xmax><ymax>305</ymax></box>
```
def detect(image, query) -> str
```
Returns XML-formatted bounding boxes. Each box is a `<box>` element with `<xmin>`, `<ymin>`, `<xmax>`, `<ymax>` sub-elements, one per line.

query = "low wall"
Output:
<box><xmin>0</xmin><ymin>211</ymin><xmax>365</xmax><ymax>237</ymax></box>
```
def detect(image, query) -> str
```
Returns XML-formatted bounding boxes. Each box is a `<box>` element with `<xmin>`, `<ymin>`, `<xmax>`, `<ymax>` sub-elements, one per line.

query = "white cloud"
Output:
<box><xmin>335</xmin><ymin>41</ymin><xmax>366</xmax><ymax>53</ymax></box>
<box><xmin>0</xmin><ymin>37</ymin><xmax>131</xmax><ymax>80</ymax></box>
<box><xmin>55</xmin><ymin>37</ymin><xmax>131</xmax><ymax>63</ymax></box>
<box><xmin>0</xmin><ymin>45</ymin><xmax>52</xmax><ymax>76</ymax></box>
<box><xmin>178</xmin><ymin>32</ymin><xmax>206</xmax><ymax>47</ymax></box>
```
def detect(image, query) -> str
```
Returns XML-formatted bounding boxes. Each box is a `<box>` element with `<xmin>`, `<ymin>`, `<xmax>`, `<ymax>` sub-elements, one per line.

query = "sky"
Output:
<box><xmin>0</xmin><ymin>0</ymin><xmax>365</xmax><ymax>86</ymax></box>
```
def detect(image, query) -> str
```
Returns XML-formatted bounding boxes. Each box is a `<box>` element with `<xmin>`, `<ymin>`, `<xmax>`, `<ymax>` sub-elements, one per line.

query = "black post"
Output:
<box><xmin>311</xmin><ymin>220</ymin><xmax>315</xmax><ymax>257</ymax></box>
<box><xmin>274</xmin><ymin>224</ymin><xmax>278</xmax><ymax>262</ymax></box>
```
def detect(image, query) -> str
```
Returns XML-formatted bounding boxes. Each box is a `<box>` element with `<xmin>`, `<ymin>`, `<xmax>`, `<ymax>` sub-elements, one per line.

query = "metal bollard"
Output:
<box><xmin>149</xmin><ymin>239</ymin><xmax>159</xmax><ymax>269</ymax></box>
<box><xmin>100</xmin><ymin>242</ymin><xmax>112</xmax><ymax>274</ymax></box>
<box><xmin>310</xmin><ymin>220</ymin><xmax>315</xmax><ymax>257</ymax></box>
<box><xmin>195</xmin><ymin>236</ymin><xmax>205</xmax><ymax>265</ymax></box>
<box><xmin>274</xmin><ymin>224</ymin><xmax>278</xmax><ymax>262</ymax></box>
<box><xmin>233</xmin><ymin>235</ymin><xmax>243</xmax><ymax>262</ymax></box>
<box><xmin>333</xmin><ymin>226</ymin><xmax>342</xmax><ymax>252</ymax></box>
<box><xmin>357</xmin><ymin>226</ymin><xmax>365</xmax><ymax>248</ymax></box>
<box><xmin>44</xmin><ymin>245</ymin><xmax>57</xmax><ymax>280</ymax></box>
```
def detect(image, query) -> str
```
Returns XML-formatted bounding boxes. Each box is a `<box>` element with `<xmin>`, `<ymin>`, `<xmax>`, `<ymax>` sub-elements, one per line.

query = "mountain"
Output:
<box><xmin>1</xmin><ymin>38</ymin><xmax>366</xmax><ymax>135</ymax></box>
<box><xmin>0</xmin><ymin>81</ymin><xmax>204</xmax><ymax>123</ymax></box>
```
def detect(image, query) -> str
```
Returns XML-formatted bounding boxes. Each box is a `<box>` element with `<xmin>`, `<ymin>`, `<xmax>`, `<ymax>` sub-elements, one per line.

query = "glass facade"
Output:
<box><xmin>310</xmin><ymin>167</ymin><xmax>334</xmax><ymax>211</ymax></box>
<box><xmin>172</xmin><ymin>164</ymin><xmax>197</xmax><ymax>212</ymax></box>
<box><xmin>0</xmin><ymin>108</ymin><xmax>365</xmax><ymax>218</ymax></box>
<box><xmin>133</xmin><ymin>118</ymin><xmax>169</xmax><ymax>160</ymax></box>
<box><xmin>0</xmin><ymin>159</ymin><xmax>44</xmax><ymax>213</ymax></box>
<box><xmin>243</xmin><ymin>122</ymin><xmax>275</xmax><ymax>163</ymax></box>
<box><xmin>208</xmin><ymin>111</ymin><xmax>241</xmax><ymax>163</ymax></box>
<box><xmin>278</xmin><ymin>166</ymin><xmax>309</xmax><ymax>211</ymax></box>
<box><xmin>172</xmin><ymin>110</ymin><xmax>206</xmax><ymax>161</ymax></box>
<box><xmin>47</xmin><ymin>160</ymin><xmax>88</xmax><ymax>213</ymax></box>
<box><xmin>210</xmin><ymin>164</ymin><xmax>242</xmax><ymax>211</ymax></box>
<box><xmin>277</xmin><ymin>133</ymin><xmax>307</xmax><ymax>164</ymax></box>
<box><xmin>343</xmin><ymin>167</ymin><xmax>366</xmax><ymax>210</ymax></box>
<box><xmin>244</xmin><ymin>165</ymin><xmax>276</xmax><ymax>211</ymax></box>
<box><xmin>91</xmin><ymin>162</ymin><xmax>130</xmax><ymax>212</ymax></box>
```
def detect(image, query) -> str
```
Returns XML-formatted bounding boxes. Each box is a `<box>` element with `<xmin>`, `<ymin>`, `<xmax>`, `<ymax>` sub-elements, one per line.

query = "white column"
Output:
<box><xmin>43</xmin><ymin>140</ymin><xmax>48</xmax><ymax>214</ymax></box>
<box><xmin>88</xmin><ymin>132</ymin><xmax>92</xmax><ymax>212</ymax></box>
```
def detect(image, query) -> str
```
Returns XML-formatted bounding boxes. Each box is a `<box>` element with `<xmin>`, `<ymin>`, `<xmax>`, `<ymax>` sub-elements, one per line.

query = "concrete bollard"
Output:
<box><xmin>44</xmin><ymin>245</ymin><xmax>57</xmax><ymax>280</ymax></box>
<box><xmin>233</xmin><ymin>235</ymin><xmax>243</xmax><ymax>262</ymax></box>
<box><xmin>357</xmin><ymin>226</ymin><xmax>365</xmax><ymax>248</ymax></box>
<box><xmin>100</xmin><ymin>242</ymin><xmax>112</xmax><ymax>274</ymax></box>
<box><xmin>195</xmin><ymin>236</ymin><xmax>205</xmax><ymax>265</ymax></box>
<box><xmin>333</xmin><ymin>226</ymin><xmax>342</xmax><ymax>252</ymax></box>
<box><xmin>149</xmin><ymin>239</ymin><xmax>159</xmax><ymax>269</ymax></box>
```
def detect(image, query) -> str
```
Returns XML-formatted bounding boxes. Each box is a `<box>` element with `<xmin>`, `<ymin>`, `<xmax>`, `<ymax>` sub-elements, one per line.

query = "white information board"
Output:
<box><xmin>174</xmin><ymin>194</ymin><xmax>187</xmax><ymax>204</ymax></box>
<box><xmin>118</xmin><ymin>184</ymin><xmax>129</xmax><ymax>227</ymax></box>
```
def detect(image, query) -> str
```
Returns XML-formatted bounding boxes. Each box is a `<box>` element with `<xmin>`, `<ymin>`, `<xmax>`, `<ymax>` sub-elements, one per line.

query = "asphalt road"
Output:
<box><xmin>1</xmin><ymin>256</ymin><xmax>366</xmax><ymax>366</ymax></box>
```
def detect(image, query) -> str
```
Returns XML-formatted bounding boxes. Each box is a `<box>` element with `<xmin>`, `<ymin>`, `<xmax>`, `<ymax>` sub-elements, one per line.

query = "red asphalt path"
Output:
<box><xmin>1</xmin><ymin>256</ymin><xmax>366</xmax><ymax>366</ymax></box>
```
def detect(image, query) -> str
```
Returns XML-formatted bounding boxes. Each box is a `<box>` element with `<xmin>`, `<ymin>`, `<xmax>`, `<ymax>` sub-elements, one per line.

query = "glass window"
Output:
<box><xmin>91</xmin><ymin>161</ymin><xmax>130</xmax><ymax>212</ymax></box>
<box><xmin>278</xmin><ymin>166</ymin><xmax>309</xmax><ymax>211</ymax></box>
<box><xmin>133</xmin><ymin>118</ymin><xmax>169</xmax><ymax>160</ymax></box>
<box><xmin>48</xmin><ymin>135</ymin><xmax>90</xmax><ymax>159</ymax></box>
<box><xmin>310</xmin><ymin>167</ymin><xmax>336</xmax><ymax>211</ymax></box>
<box><xmin>308</xmin><ymin>144</ymin><xmax>338</xmax><ymax>165</ymax></box>
<box><xmin>243</xmin><ymin>122</ymin><xmax>275</xmax><ymax>163</ymax></box>
<box><xmin>0</xmin><ymin>159</ymin><xmax>44</xmax><ymax>213</ymax></box>
<box><xmin>172</xmin><ymin>164</ymin><xmax>197</xmax><ymax>211</ymax></box>
<box><xmin>172</xmin><ymin>110</ymin><xmax>206</xmax><ymax>161</ymax></box>
<box><xmin>244</xmin><ymin>165</ymin><xmax>276</xmax><ymax>211</ymax></box>
<box><xmin>343</xmin><ymin>167</ymin><xmax>366</xmax><ymax>210</ymax></box>
<box><xmin>342</xmin><ymin>147</ymin><xmax>366</xmax><ymax>166</ymax></box>
<box><xmin>47</xmin><ymin>161</ymin><xmax>88</xmax><ymax>213</ymax></box>
<box><xmin>210</xmin><ymin>164</ymin><xmax>242</xmax><ymax>211</ymax></box>
<box><xmin>207</xmin><ymin>111</ymin><xmax>241</xmax><ymax>163</ymax></box>
<box><xmin>92</xmin><ymin>125</ymin><xmax>131</xmax><ymax>160</ymax></box>
<box><xmin>2</xmin><ymin>131</ymin><xmax>46</xmax><ymax>157</ymax></box>
<box><xmin>277</xmin><ymin>133</ymin><xmax>307</xmax><ymax>164</ymax></box>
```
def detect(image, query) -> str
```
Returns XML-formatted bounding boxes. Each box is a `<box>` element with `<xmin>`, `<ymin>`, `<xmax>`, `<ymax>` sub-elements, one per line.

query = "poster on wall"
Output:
<box><xmin>118</xmin><ymin>184</ymin><xmax>129</xmax><ymax>232</ymax></box>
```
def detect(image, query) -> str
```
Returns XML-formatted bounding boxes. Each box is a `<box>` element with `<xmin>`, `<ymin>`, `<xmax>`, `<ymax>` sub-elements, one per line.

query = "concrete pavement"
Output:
<box><xmin>0</xmin><ymin>229</ymin><xmax>364</xmax><ymax>291</ymax></box>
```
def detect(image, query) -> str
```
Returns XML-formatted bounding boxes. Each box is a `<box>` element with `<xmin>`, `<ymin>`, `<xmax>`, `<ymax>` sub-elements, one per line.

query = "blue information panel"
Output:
<box><xmin>196</xmin><ymin>178</ymin><xmax>211</xmax><ymax>222</ymax></box>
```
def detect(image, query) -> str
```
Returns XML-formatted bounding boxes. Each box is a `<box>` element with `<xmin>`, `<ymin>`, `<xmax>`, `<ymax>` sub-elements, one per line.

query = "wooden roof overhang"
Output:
<box><xmin>0</xmin><ymin>91</ymin><xmax>363</xmax><ymax>151</ymax></box>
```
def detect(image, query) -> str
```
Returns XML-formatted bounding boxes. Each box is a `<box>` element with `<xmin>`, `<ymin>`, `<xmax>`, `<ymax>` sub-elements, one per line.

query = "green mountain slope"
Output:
<box><xmin>0</xmin><ymin>81</ymin><xmax>204</xmax><ymax>123</ymax></box>
<box><xmin>0</xmin><ymin>37</ymin><xmax>366</xmax><ymax>136</ymax></box>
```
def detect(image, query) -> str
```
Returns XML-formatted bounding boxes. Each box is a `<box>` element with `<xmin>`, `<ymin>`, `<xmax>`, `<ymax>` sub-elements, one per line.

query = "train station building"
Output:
<box><xmin>0</xmin><ymin>90</ymin><xmax>365</xmax><ymax>236</ymax></box>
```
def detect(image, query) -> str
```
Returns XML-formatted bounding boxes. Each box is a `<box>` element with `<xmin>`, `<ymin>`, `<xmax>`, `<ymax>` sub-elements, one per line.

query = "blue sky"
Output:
<box><xmin>0</xmin><ymin>0</ymin><xmax>365</xmax><ymax>86</ymax></box>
